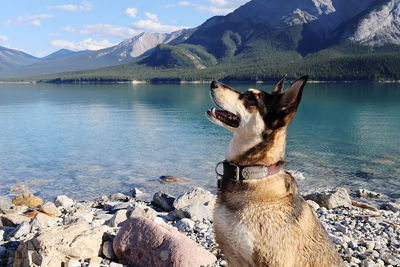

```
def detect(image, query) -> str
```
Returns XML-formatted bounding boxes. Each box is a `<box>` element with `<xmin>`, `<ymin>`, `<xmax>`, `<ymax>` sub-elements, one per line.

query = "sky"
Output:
<box><xmin>0</xmin><ymin>0</ymin><xmax>250</xmax><ymax>58</ymax></box>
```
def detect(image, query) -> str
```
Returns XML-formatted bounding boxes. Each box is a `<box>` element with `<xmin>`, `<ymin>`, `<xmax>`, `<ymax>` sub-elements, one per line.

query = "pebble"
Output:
<box><xmin>1</xmin><ymin>187</ymin><xmax>399</xmax><ymax>267</ymax></box>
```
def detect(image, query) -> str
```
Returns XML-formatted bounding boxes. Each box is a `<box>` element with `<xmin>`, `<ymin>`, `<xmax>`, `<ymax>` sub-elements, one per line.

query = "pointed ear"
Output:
<box><xmin>272</xmin><ymin>74</ymin><xmax>287</xmax><ymax>94</ymax></box>
<box><xmin>280</xmin><ymin>76</ymin><xmax>308</xmax><ymax>110</ymax></box>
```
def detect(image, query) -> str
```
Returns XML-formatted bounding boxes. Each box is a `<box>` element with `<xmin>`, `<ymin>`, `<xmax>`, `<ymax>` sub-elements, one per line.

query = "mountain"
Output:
<box><xmin>2</xmin><ymin>0</ymin><xmax>400</xmax><ymax>81</ymax></box>
<box><xmin>0</xmin><ymin>46</ymin><xmax>40</xmax><ymax>72</ymax></box>
<box><xmin>0</xmin><ymin>29</ymin><xmax>190</xmax><ymax>78</ymax></box>
<box><xmin>139</xmin><ymin>0</ymin><xmax>400</xmax><ymax>68</ymax></box>
<box><xmin>41</xmin><ymin>49</ymin><xmax>88</xmax><ymax>61</ymax></box>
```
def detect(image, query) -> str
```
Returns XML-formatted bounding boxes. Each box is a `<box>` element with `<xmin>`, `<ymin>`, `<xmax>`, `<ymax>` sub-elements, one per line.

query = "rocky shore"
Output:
<box><xmin>0</xmin><ymin>185</ymin><xmax>399</xmax><ymax>267</ymax></box>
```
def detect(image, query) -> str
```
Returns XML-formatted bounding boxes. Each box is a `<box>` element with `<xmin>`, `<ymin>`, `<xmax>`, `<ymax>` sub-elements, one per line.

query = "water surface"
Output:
<box><xmin>0</xmin><ymin>82</ymin><xmax>399</xmax><ymax>200</ymax></box>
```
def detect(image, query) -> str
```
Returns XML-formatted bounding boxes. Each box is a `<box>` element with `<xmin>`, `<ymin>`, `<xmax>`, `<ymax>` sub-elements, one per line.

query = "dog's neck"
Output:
<box><xmin>226</xmin><ymin>127</ymin><xmax>287</xmax><ymax>166</ymax></box>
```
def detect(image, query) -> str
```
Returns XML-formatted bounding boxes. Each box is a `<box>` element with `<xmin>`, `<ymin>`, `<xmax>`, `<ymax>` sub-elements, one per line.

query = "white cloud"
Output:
<box><xmin>46</xmin><ymin>1</ymin><xmax>93</xmax><ymax>12</ymax></box>
<box><xmin>145</xmin><ymin>12</ymin><xmax>159</xmax><ymax>22</ymax></box>
<box><xmin>50</xmin><ymin>38</ymin><xmax>115</xmax><ymax>51</ymax></box>
<box><xmin>164</xmin><ymin>0</ymin><xmax>249</xmax><ymax>15</ymax></box>
<box><xmin>64</xmin><ymin>24</ymin><xmax>139</xmax><ymax>39</ymax></box>
<box><xmin>0</xmin><ymin>35</ymin><xmax>8</xmax><ymax>41</ymax></box>
<box><xmin>125</xmin><ymin>8</ymin><xmax>138</xmax><ymax>18</ymax></box>
<box><xmin>6</xmin><ymin>14</ymin><xmax>53</xmax><ymax>26</ymax></box>
<box><xmin>130</xmin><ymin>20</ymin><xmax>186</xmax><ymax>33</ymax></box>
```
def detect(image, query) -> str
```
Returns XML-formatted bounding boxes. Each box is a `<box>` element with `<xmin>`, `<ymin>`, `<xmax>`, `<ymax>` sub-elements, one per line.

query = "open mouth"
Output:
<box><xmin>207</xmin><ymin>107</ymin><xmax>240</xmax><ymax>128</ymax></box>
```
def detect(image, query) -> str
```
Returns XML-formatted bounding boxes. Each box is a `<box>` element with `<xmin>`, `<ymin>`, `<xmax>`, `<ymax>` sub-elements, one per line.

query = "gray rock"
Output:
<box><xmin>9</xmin><ymin>221</ymin><xmax>30</xmax><ymax>239</ymax></box>
<box><xmin>131</xmin><ymin>188</ymin><xmax>145</xmax><ymax>198</ymax></box>
<box><xmin>71</xmin><ymin>212</ymin><xmax>94</xmax><ymax>223</ymax></box>
<box><xmin>54</xmin><ymin>195</ymin><xmax>74</xmax><ymax>209</ymax></box>
<box><xmin>362</xmin><ymin>260</ymin><xmax>382</xmax><ymax>267</ymax></box>
<box><xmin>128</xmin><ymin>203</ymin><xmax>157</xmax><ymax>220</ymax></box>
<box><xmin>102</xmin><ymin>241</ymin><xmax>115</xmax><ymax>260</ymax></box>
<box><xmin>173</xmin><ymin>187</ymin><xmax>215</xmax><ymax>210</ymax></box>
<box><xmin>107</xmin><ymin>209</ymin><xmax>128</xmax><ymax>227</ymax></box>
<box><xmin>380</xmin><ymin>252</ymin><xmax>400</xmax><ymax>265</ymax></box>
<box><xmin>152</xmin><ymin>192</ymin><xmax>175</xmax><ymax>212</ymax></box>
<box><xmin>177</xmin><ymin>204</ymin><xmax>213</xmax><ymax>222</ymax></box>
<box><xmin>335</xmin><ymin>223</ymin><xmax>348</xmax><ymax>234</ymax></box>
<box><xmin>304</xmin><ymin>188</ymin><xmax>351</xmax><ymax>209</ymax></box>
<box><xmin>110</xmin><ymin>193</ymin><xmax>130</xmax><ymax>202</ymax></box>
<box><xmin>380</xmin><ymin>202</ymin><xmax>400</xmax><ymax>212</ymax></box>
<box><xmin>110</xmin><ymin>202</ymin><xmax>132</xmax><ymax>213</ymax></box>
<box><xmin>175</xmin><ymin>218</ymin><xmax>195</xmax><ymax>232</ymax></box>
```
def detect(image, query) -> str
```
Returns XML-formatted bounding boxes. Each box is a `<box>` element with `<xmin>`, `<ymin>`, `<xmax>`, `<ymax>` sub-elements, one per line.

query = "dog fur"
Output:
<box><xmin>206</xmin><ymin>77</ymin><xmax>344</xmax><ymax>267</ymax></box>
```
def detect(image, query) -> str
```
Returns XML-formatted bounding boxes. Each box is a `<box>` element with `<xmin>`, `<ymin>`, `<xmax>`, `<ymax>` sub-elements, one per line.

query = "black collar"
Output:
<box><xmin>215</xmin><ymin>160</ymin><xmax>281</xmax><ymax>189</ymax></box>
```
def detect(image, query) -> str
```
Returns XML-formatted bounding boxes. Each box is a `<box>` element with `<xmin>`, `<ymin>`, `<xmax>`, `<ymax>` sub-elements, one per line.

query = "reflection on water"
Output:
<box><xmin>0</xmin><ymin>82</ymin><xmax>399</xmax><ymax>200</ymax></box>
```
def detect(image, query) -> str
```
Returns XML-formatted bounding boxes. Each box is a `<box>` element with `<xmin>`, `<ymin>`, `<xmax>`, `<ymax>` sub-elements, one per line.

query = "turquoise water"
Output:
<box><xmin>0</xmin><ymin>82</ymin><xmax>399</xmax><ymax>200</ymax></box>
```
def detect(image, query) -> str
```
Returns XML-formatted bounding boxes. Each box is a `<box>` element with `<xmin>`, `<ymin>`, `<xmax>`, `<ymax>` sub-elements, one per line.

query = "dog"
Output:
<box><xmin>206</xmin><ymin>76</ymin><xmax>344</xmax><ymax>267</ymax></box>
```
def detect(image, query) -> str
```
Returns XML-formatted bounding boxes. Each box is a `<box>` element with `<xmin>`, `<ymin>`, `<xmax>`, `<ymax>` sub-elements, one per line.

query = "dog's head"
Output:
<box><xmin>206</xmin><ymin>75</ymin><xmax>308</xmax><ymax>165</ymax></box>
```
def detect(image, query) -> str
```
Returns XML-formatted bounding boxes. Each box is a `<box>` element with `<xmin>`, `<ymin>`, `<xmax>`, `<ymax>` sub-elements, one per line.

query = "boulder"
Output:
<box><xmin>13</xmin><ymin>221</ymin><xmax>104</xmax><ymax>267</ymax></box>
<box><xmin>152</xmin><ymin>192</ymin><xmax>175</xmax><ymax>212</ymax></box>
<box><xmin>12</xmin><ymin>193</ymin><xmax>43</xmax><ymax>208</ymax></box>
<box><xmin>357</xmin><ymin>189</ymin><xmax>382</xmax><ymax>198</ymax></box>
<box><xmin>0</xmin><ymin>214</ymin><xmax>30</xmax><ymax>227</ymax></box>
<box><xmin>40</xmin><ymin>202</ymin><xmax>62</xmax><ymax>217</ymax></box>
<box><xmin>113</xmin><ymin>217</ymin><xmax>216</xmax><ymax>267</ymax></box>
<box><xmin>131</xmin><ymin>188</ymin><xmax>145</xmax><ymax>199</ymax></box>
<box><xmin>173</xmin><ymin>187</ymin><xmax>215</xmax><ymax>210</ymax></box>
<box><xmin>128</xmin><ymin>203</ymin><xmax>157</xmax><ymax>220</ymax></box>
<box><xmin>304</xmin><ymin>188</ymin><xmax>351</xmax><ymax>209</ymax></box>
<box><xmin>8</xmin><ymin>221</ymin><xmax>31</xmax><ymax>239</ymax></box>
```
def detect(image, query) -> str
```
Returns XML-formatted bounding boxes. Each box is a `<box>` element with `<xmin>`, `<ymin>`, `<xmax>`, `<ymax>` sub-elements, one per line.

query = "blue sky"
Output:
<box><xmin>0</xmin><ymin>0</ymin><xmax>250</xmax><ymax>58</ymax></box>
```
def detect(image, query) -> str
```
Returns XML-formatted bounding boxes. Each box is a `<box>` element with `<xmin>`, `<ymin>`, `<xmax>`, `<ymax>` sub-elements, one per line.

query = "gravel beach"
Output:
<box><xmin>0</xmin><ymin>184</ymin><xmax>399</xmax><ymax>267</ymax></box>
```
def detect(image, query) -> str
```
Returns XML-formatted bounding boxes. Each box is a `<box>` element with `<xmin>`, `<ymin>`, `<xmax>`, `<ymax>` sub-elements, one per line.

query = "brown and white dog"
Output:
<box><xmin>206</xmin><ymin>76</ymin><xmax>344</xmax><ymax>267</ymax></box>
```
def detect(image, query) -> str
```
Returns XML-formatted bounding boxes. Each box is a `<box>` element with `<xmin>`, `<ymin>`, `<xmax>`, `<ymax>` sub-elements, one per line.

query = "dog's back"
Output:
<box><xmin>214</xmin><ymin>172</ymin><xmax>344</xmax><ymax>267</ymax></box>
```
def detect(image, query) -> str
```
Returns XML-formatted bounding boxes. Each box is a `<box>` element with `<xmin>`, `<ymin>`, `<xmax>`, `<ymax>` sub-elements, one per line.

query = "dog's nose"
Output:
<box><xmin>210</xmin><ymin>81</ymin><xmax>219</xmax><ymax>89</ymax></box>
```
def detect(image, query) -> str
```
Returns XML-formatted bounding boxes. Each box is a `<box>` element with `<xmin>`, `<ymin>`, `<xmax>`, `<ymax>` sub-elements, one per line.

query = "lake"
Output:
<box><xmin>0</xmin><ymin>82</ymin><xmax>399</xmax><ymax>200</ymax></box>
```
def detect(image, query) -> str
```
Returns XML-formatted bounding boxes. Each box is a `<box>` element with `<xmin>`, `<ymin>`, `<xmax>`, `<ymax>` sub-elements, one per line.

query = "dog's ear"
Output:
<box><xmin>279</xmin><ymin>76</ymin><xmax>308</xmax><ymax>110</ymax></box>
<box><xmin>272</xmin><ymin>74</ymin><xmax>287</xmax><ymax>94</ymax></box>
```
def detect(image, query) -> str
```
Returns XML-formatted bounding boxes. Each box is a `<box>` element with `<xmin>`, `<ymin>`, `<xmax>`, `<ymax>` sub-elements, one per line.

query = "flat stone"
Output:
<box><xmin>173</xmin><ymin>187</ymin><xmax>215</xmax><ymax>210</ymax></box>
<box><xmin>13</xmin><ymin>221</ymin><xmax>104</xmax><ymax>267</ymax></box>
<box><xmin>102</xmin><ymin>241</ymin><xmax>115</xmax><ymax>260</ymax></box>
<box><xmin>40</xmin><ymin>202</ymin><xmax>62</xmax><ymax>217</ymax></box>
<box><xmin>0</xmin><ymin>214</ymin><xmax>30</xmax><ymax>227</ymax></box>
<box><xmin>128</xmin><ymin>203</ymin><xmax>157</xmax><ymax>220</ymax></box>
<box><xmin>110</xmin><ymin>202</ymin><xmax>132</xmax><ymax>212</ymax></box>
<box><xmin>152</xmin><ymin>192</ymin><xmax>175</xmax><ymax>212</ymax></box>
<box><xmin>107</xmin><ymin>209</ymin><xmax>128</xmax><ymax>227</ymax></box>
<box><xmin>12</xmin><ymin>193</ymin><xmax>43</xmax><ymax>208</ymax></box>
<box><xmin>175</xmin><ymin>204</ymin><xmax>213</xmax><ymax>222</ymax></box>
<box><xmin>110</xmin><ymin>193</ymin><xmax>130</xmax><ymax>202</ymax></box>
<box><xmin>113</xmin><ymin>217</ymin><xmax>216</xmax><ymax>267</ymax></box>
<box><xmin>54</xmin><ymin>195</ymin><xmax>74</xmax><ymax>209</ymax></box>
<box><xmin>380</xmin><ymin>202</ymin><xmax>400</xmax><ymax>212</ymax></box>
<box><xmin>31</xmin><ymin>213</ymin><xmax>58</xmax><ymax>231</ymax></box>
<box><xmin>175</xmin><ymin>218</ymin><xmax>195</xmax><ymax>232</ymax></box>
<box><xmin>9</xmin><ymin>221</ymin><xmax>30</xmax><ymax>239</ymax></box>
<box><xmin>304</xmin><ymin>188</ymin><xmax>351</xmax><ymax>209</ymax></box>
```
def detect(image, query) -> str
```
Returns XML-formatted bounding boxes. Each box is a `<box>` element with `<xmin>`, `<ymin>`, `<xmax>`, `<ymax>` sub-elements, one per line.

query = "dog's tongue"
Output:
<box><xmin>208</xmin><ymin>107</ymin><xmax>239</xmax><ymax>127</ymax></box>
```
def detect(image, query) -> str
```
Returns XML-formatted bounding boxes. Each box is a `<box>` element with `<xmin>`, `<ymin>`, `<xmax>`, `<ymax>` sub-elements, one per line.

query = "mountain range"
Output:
<box><xmin>2</xmin><ymin>0</ymin><xmax>400</xmax><ymax>80</ymax></box>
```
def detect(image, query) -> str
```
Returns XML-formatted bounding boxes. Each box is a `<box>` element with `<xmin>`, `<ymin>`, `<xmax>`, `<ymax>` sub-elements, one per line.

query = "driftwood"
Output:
<box><xmin>351</xmin><ymin>200</ymin><xmax>378</xmax><ymax>211</ymax></box>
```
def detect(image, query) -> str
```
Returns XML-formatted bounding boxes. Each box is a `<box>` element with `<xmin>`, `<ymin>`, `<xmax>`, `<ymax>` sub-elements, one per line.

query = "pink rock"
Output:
<box><xmin>113</xmin><ymin>217</ymin><xmax>216</xmax><ymax>267</ymax></box>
